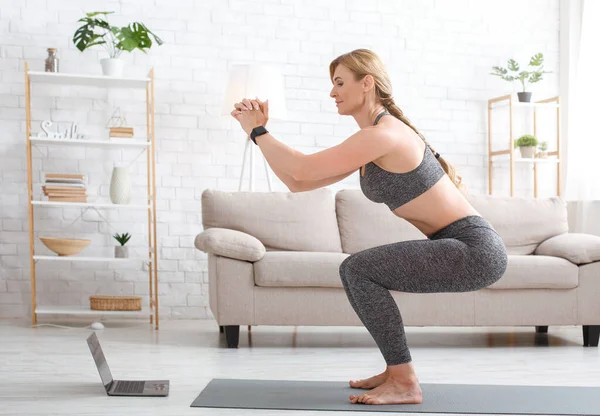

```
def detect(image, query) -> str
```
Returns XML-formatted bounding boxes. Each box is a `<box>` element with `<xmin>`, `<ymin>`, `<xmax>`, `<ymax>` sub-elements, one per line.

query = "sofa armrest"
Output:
<box><xmin>194</xmin><ymin>228</ymin><xmax>265</xmax><ymax>262</ymax></box>
<box><xmin>535</xmin><ymin>233</ymin><xmax>600</xmax><ymax>265</ymax></box>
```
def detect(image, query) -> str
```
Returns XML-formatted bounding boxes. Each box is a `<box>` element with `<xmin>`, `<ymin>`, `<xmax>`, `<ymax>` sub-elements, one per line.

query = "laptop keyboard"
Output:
<box><xmin>113</xmin><ymin>380</ymin><xmax>145</xmax><ymax>394</ymax></box>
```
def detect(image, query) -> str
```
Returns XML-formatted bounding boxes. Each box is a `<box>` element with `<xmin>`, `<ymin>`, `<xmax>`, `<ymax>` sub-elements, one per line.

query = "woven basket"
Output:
<box><xmin>90</xmin><ymin>295</ymin><xmax>142</xmax><ymax>311</ymax></box>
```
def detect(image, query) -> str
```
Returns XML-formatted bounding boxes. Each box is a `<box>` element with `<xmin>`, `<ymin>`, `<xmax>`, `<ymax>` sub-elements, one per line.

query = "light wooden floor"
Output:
<box><xmin>1</xmin><ymin>319</ymin><xmax>599</xmax><ymax>416</ymax></box>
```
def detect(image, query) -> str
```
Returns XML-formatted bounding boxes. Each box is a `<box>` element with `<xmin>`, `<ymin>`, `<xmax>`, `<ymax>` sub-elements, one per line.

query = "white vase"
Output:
<box><xmin>110</xmin><ymin>167</ymin><xmax>131</xmax><ymax>204</ymax></box>
<box><xmin>100</xmin><ymin>58</ymin><xmax>124</xmax><ymax>77</ymax></box>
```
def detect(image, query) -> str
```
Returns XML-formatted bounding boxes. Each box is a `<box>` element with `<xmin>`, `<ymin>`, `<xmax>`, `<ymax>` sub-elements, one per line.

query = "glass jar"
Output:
<box><xmin>44</xmin><ymin>48</ymin><xmax>59</xmax><ymax>72</ymax></box>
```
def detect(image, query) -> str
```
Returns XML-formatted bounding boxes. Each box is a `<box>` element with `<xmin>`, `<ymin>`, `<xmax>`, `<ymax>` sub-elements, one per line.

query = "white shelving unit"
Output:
<box><xmin>487</xmin><ymin>94</ymin><xmax>561</xmax><ymax>197</ymax></box>
<box><xmin>24</xmin><ymin>64</ymin><xmax>159</xmax><ymax>329</ymax></box>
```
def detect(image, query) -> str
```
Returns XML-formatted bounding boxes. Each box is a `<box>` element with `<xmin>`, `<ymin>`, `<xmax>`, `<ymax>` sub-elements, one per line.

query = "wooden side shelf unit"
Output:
<box><xmin>487</xmin><ymin>94</ymin><xmax>561</xmax><ymax>198</ymax></box>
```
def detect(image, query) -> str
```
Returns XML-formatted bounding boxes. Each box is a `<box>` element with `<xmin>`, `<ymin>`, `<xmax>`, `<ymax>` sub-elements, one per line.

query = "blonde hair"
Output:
<box><xmin>329</xmin><ymin>49</ymin><xmax>465</xmax><ymax>192</ymax></box>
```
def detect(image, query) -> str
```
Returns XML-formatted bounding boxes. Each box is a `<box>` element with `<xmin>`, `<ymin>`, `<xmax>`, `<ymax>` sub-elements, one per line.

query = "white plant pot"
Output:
<box><xmin>115</xmin><ymin>246</ymin><xmax>129</xmax><ymax>258</ymax></box>
<box><xmin>100</xmin><ymin>58</ymin><xmax>124</xmax><ymax>77</ymax></box>
<box><xmin>110</xmin><ymin>166</ymin><xmax>131</xmax><ymax>204</ymax></box>
<box><xmin>519</xmin><ymin>146</ymin><xmax>536</xmax><ymax>158</ymax></box>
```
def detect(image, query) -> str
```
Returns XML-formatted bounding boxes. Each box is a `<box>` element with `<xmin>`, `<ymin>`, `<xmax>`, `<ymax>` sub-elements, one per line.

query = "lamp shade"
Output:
<box><xmin>222</xmin><ymin>64</ymin><xmax>288</xmax><ymax>120</ymax></box>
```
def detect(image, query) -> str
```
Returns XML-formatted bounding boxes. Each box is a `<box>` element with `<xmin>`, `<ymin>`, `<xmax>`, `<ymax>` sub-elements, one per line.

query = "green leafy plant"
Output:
<box><xmin>73</xmin><ymin>11</ymin><xmax>163</xmax><ymax>59</ymax></box>
<box><xmin>514</xmin><ymin>134</ymin><xmax>539</xmax><ymax>148</ymax></box>
<box><xmin>490</xmin><ymin>53</ymin><xmax>551</xmax><ymax>92</ymax></box>
<box><xmin>538</xmin><ymin>141</ymin><xmax>548</xmax><ymax>151</ymax></box>
<box><xmin>113</xmin><ymin>232</ymin><xmax>131</xmax><ymax>246</ymax></box>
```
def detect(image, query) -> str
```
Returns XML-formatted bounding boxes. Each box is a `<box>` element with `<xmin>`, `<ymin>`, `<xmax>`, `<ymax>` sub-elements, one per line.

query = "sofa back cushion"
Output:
<box><xmin>336</xmin><ymin>190</ymin><xmax>426</xmax><ymax>254</ymax></box>
<box><xmin>335</xmin><ymin>190</ymin><xmax>568</xmax><ymax>255</ymax></box>
<box><xmin>201</xmin><ymin>188</ymin><xmax>343</xmax><ymax>252</ymax></box>
<box><xmin>465</xmin><ymin>193</ymin><xmax>568</xmax><ymax>254</ymax></box>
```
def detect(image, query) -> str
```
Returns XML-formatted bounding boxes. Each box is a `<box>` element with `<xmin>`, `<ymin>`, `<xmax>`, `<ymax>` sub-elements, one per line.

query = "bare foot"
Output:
<box><xmin>349</xmin><ymin>377</ymin><xmax>423</xmax><ymax>405</ymax></box>
<box><xmin>349</xmin><ymin>370</ymin><xmax>388</xmax><ymax>389</ymax></box>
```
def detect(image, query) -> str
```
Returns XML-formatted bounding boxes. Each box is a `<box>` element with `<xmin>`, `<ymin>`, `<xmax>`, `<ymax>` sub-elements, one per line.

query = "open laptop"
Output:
<box><xmin>86</xmin><ymin>332</ymin><xmax>169</xmax><ymax>397</ymax></box>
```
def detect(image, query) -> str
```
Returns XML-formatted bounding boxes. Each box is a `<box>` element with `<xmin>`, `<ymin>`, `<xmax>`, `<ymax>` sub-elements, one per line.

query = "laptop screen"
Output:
<box><xmin>86</xmin><ymin>332</ymin><xmax>113</xmax><ymax>390</ymax></box>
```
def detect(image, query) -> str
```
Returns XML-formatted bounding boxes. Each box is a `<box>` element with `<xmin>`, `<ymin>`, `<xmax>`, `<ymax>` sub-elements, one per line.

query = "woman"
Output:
<box><xmin>231</xmin><ymin>49</ymin><xmax>508</xmax><ymax>405</ymax></box>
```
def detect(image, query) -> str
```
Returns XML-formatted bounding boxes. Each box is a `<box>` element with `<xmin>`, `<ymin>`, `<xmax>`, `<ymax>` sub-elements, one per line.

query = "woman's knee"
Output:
<box><xmin>339</xmin><ymin>255</ymin><xmax>353</xmax><ymax>276</ymax></box>
<box><xmin>340</xmin><ymin>255</ymin><xmax>363</xmax><ymax>287</ymax></box>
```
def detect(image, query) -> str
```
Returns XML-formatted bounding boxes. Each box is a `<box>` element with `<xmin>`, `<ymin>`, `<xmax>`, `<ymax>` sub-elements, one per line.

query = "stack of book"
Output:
<box><xmin>109</xmin><ymin>127</ymin><xmax>134</xmax><ymax>138</ymax></box>
<box><xmin>42</xmin><ymin>173</ymin><xmax>87</xmax><ymax>203</ymax></box>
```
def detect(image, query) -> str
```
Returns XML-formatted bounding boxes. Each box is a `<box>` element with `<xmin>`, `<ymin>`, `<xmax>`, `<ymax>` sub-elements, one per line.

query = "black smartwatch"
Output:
<box><xmin>250</xmin><ymin>126</ymin><xmax>268</xmax><ymax>145</ymax></box>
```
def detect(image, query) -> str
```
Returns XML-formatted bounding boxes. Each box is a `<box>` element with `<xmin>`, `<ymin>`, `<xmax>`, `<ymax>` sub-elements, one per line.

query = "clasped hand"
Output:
<box><xmin>230</xmin><ymin>97</ymin><xmax>269</xmax><ymax>136</ymax></box>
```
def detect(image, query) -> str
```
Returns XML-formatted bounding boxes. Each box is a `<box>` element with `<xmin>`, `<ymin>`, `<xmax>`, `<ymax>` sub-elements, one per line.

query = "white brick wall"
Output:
<box><xmin>0</xmin><ymin>0</ymin><xmax>561</xmax><ymax>319</ymax></box>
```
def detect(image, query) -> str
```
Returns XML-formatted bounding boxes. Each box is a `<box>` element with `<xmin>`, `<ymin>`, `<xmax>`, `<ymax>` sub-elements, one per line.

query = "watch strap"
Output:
<box><xmin>250</xmin><ymin>126</ymin><xmax>268</xmax><ymax>144</ymax></box>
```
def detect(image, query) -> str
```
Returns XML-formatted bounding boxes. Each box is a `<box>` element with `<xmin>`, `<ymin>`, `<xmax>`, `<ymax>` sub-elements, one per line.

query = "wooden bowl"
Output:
<box><xmin>40</xmin><ymin>237</ymin><xmax>91</xmax><ymax>256</ymax></box>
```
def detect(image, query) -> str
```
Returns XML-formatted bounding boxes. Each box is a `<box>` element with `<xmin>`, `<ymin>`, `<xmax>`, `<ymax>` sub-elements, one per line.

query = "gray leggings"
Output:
<box><xmin>339</xmin><ymin>215</ymin><xmax>508</xmax><ymax>366</ymax></box>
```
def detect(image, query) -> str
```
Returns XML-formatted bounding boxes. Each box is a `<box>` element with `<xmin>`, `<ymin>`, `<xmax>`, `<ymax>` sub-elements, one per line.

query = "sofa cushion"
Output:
<box><xmin>255</xmin><ymin>252</ymin><xmax>578</xmax><ymax>290</ymax></box>
<box><xmin>194</xmin><ymin>228</ymin><xmax>266</xmax><ymax>262</ymax></box>
<box><xmin>254</xmin><ymin>251</ymin><xmax>349</xmax><ymax>288</ymax></box>
<box><xmin>201</xmin><ymin>188</ymin><xmax>342</xmax><ymax>252</ymax></box>
<box><xmin>534</xmin><ymin>233</ymin><xmax>600</xmax><ymax>265</ymax></box>
<box><xmin>335</xmin><ymin>190</ymin><xmax>426</xmax><ymax>254</ymax></box>
<box><xmin>465</xmin><ymin>193</ymin><xmax>568</xmax><ymax>255</ymax></box>
<box><xmin>486</xmin><ymin>255</ymin><xmax>578</xmax><ymax>290</ymax></box>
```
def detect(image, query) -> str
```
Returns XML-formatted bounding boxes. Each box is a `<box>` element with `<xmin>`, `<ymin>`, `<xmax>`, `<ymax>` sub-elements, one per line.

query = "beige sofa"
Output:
<box><xmin>195</xmin><ymin>188</ymin><xmax>600</xmax><ymax>348</ymax></box>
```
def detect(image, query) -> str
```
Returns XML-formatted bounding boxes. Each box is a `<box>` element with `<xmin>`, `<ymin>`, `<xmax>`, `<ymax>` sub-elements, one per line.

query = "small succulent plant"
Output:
<box><xmin>113</xmin><ymin>232</ymin><xmax>131</xmax><ymax>246</ymax></box>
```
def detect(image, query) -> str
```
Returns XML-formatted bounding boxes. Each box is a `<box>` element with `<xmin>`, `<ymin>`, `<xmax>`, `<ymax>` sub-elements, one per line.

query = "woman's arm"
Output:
<box><xmin>266</xmin><ymin>157</ymin><xmax>300</xmax><ymax>192</ymax></box>
<box><xmin>294</xmin><ymin>169</ymin><xmax>356</xmax><ymax>192</ymax></box>
<box><xmin>266</xmin><ymin>156</ymin><xmax>355</xmax><ymax>193</ymax></box>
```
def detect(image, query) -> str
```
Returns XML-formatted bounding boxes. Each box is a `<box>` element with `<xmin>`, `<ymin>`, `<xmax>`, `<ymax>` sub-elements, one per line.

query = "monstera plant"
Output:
<box><xmin>490</xmin><ymin>53</ymin><xmax>551</xmax><ymax>102</ymax></box>
<box><xmin>73</xmin><ymin>11</ymin><xmax>163</xmax><ymax>77</ymax></box>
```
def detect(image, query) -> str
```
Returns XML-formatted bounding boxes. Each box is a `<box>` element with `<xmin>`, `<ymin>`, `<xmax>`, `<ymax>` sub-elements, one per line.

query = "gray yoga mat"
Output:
<box><xmin>191</xmin><ymin>378</ymin><xmax>600</xmax><ymax>415</ymax></box>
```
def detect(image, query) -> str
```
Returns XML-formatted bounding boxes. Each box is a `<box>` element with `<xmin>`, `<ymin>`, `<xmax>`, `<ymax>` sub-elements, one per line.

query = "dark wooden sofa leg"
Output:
<box><xmin>535</xmin><ymin>326</ymin><xmax>548</xmax><ymax>334</ymax></box>
<box><xmin>583</xmin><ymin>325</ymin><xmax>600</xmax><ymax>347</ymax></box>
<box><xmin>224</xmin><ymin>325</ymin><xmax>240</xmax><ymax>348</ymax></box>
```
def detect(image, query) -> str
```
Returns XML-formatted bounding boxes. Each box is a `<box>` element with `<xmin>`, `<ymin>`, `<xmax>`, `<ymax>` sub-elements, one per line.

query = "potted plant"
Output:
<box><xmin>490</xmin><ymin>53</ymin><xmax>551</xmax><ymax>102</ymax></box>
<box><xmin>73</xmin><ymin>11</ymin><xmax>163</xmax><ymax>77</ymax></box>
<box><xmin>113</xmin><ymin>232</ymin><xmax>131</xmax><ymax>258</ymax></box>
<box><xmin>538</xmin><ymin>141</ymin><xmax>548</xmax><ymax>158</ymax></box>
<box><xmin>514</xmin><ymin>134</ymin><xmax>539</xmax><ymax>158</ymax></box>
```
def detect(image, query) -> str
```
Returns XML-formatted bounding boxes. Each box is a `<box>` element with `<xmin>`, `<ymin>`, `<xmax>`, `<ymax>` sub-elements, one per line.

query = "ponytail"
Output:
<box><xmin>381</xmin><ymin>97</ymin><xmax>465</xmax><ymax>193</ymax></box>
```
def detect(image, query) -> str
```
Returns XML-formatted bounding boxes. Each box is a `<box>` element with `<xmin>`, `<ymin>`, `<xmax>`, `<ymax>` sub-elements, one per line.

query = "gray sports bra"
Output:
<box><xmin>359</xmin><ymin>111</ymin><xmax>445</xmax><ymax>211</ymax></box>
